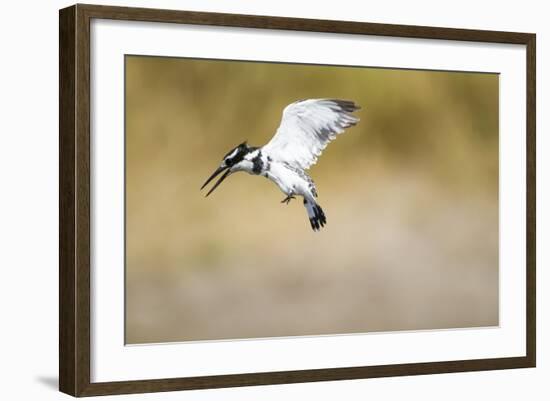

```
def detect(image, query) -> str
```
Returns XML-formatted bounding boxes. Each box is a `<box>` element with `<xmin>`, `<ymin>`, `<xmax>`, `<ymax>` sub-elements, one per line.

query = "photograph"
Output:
<box><xmin>124</xmin><ymin>55</ymin><xmax>499</xmax><ymax>344</ymax></box>
<box><xmin>54</xmin><ymin>2</ymin><xmax>537</xmax><ymax>396</ymax></box>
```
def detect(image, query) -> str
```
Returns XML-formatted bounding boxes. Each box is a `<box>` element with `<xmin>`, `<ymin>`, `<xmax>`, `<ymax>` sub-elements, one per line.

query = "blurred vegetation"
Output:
<box><xmin>125</xmin><ymin>56</ymin><xmax>499</xmax><ymax>344</ymax></box>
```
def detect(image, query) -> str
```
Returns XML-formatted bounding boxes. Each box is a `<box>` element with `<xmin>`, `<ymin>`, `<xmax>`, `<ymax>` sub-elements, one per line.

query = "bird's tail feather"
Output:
<box><xmin>304</xmin><ymin>199</ymin><xmax>326</xmax><ymax>231</ymax></box>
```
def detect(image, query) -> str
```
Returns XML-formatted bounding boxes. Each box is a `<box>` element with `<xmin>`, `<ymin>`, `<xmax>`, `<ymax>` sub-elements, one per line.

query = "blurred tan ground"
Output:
<box><xmin>125</xmin><ymin>56</ymin><xmax>499</xmax><ymax>344</ymax></box>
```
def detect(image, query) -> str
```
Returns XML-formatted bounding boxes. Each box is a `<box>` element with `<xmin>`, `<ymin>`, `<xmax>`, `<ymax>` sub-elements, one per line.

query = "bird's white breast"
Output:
<box><xmin>266</xmin><ymin>162</ymin><xmax>311</xmax><ymax>197</ymax></box>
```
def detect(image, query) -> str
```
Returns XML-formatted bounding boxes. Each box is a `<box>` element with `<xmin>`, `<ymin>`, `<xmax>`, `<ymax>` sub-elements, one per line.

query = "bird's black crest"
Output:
<box><xmin>222</xmin><ymin>141</ymin><xmax>250</xmax><ymax>166</ymax></box>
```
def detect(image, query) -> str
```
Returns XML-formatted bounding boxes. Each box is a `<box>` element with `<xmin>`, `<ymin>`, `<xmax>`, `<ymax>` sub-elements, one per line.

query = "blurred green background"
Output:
<box><xmin>125</xmin><ymin>55</ymin><xmax>499</xmax><ymax>344</ymax></box>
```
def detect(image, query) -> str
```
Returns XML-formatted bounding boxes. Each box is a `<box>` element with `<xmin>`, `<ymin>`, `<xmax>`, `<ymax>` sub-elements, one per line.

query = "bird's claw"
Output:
<box><xmin>281</xmin><ymin>195</ymin><xmax>296</xmax><ymax>205</ymax></box>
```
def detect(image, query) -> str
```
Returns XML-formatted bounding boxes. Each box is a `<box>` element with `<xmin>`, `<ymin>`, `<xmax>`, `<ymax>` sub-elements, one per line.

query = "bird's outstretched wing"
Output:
<box><xmin>262</xmin><ymin>99</ymin><xmax>360</xmax><ymax>170</ymax></box>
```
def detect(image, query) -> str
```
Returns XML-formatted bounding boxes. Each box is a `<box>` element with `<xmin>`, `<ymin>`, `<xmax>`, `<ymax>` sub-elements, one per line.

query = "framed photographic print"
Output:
<box><xmin>59</xmin><ymin>4</ymin><xmax>536</xmax><ymax>397</ymax></box>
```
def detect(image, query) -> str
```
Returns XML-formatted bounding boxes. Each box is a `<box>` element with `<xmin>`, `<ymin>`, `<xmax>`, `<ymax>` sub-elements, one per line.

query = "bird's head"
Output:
<box><xmin>200</xmin><ymin>141</ymin><xmax>251</xmax><ymax>196</ymax></box>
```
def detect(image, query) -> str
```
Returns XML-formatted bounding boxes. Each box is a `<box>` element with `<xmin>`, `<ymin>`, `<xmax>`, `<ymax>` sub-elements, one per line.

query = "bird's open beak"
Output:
<box><xmin>200</xmin><ymin>165</ymin><xmax>231</xmax><ymax>197</ymax></box>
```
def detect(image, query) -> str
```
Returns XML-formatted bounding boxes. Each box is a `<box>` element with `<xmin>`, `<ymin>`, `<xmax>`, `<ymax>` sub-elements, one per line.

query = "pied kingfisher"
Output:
<box><xmin>201</xmin><ymin>99</ymin><xmax>360</xmax><ymax>231</ymax></box>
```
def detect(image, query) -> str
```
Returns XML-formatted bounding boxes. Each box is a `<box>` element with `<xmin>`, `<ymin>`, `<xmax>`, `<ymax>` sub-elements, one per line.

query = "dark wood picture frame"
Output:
<box><xmin>59</xmin><ymin>3</ymin><xmax>536</xmax><ymax>397</ymax></box>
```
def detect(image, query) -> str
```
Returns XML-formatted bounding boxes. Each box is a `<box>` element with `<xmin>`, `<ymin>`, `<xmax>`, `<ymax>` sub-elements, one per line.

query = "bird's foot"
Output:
<box><xmin>280</xmin><ymin>195</ymin><xmax>296</xmax><ymax>205</ymax></box>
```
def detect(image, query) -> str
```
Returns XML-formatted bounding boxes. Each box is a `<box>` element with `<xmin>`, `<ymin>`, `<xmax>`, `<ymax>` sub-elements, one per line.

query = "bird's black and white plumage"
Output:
<box><xmin>201</xmin><ymin>99</ymin><xmax>360</xmax><ymax>231</ymax></box>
